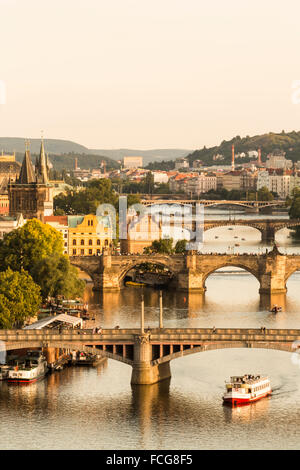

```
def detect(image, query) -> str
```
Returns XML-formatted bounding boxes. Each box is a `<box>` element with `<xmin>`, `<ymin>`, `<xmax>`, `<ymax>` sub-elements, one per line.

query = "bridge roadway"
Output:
<box><xmin>1</xmin><ymin>327</ymin><xmax>300</xmax><ymax>384</ymax></box>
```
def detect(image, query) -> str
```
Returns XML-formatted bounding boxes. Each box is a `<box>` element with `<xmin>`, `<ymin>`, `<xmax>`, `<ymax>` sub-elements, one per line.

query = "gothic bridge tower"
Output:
<box><xmin>8</xmin><ymin>139</ymin><xmax>53</xmax><ymax>222</ymax></box>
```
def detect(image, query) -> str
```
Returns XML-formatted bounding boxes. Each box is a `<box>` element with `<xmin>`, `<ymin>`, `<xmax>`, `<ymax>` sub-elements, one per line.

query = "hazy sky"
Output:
<box><xmin>1</xmin><ymin>0</ymin><xmax>300</xmax><ymax>149</ymax></box>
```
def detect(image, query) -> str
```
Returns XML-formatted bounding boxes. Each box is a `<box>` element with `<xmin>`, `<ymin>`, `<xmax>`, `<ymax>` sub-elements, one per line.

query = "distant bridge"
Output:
<box><xmin>202</xmin><ymin>218</ymin><xmax>300</xmax><ymax>243</ymax></box>
<box><xmin>1</xmin><ymin>327</ymin><xmax>300</xmax><ymax>384</ymax></box>
<box><xmin>141</xmin><ymin>199</ymin><xmax>286</xmax><ymax>212</ymax></box>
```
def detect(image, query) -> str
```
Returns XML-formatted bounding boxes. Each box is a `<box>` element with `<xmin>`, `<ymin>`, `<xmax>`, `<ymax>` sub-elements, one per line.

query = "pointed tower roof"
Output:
<box><xmin>36</xmin><ymin>138</ymin><xmax>49</xmax><ymax>184</ymax></box>
<box><xmin>18</xmin><ymin>143</ymin><xmax>36</xmax><ymax>184</ymax></box>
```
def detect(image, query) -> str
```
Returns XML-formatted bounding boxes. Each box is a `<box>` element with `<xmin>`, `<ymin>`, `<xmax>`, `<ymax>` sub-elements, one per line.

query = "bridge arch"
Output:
<box><xmin>118</xmin><ymin>260</ymin><xmax>174</xmax><ymax>286</ymax></box>
<box><xmin>203</xmin><ymin>223</ymin><xmax>264</xmax><ymax>240</ymax></box>
<box><xmin>4</xmin><ymin>341</ymin><xmax>134</xmax><ymax>366</ymax></box>
<box><xmin>202</xmin><ymin>262</ymin><xmax>260</xmax><ymax>287</ymax></box>
<box><xmin>153</xmin><ymin>341</ymin><xmax>293</xmax><ymax>366</ymax></box>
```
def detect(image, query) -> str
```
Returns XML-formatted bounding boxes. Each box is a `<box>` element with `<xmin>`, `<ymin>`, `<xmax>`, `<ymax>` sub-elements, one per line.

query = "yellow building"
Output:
<box><xmin>68</xmin><ymin>214</ymin><xmax>113</xmax><ymax>256</ymax></box>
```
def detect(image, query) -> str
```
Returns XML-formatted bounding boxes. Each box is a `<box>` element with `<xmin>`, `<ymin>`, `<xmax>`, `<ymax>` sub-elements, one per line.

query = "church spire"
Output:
<box><xmin>18</xmin><ymin>140</ymin><xmax>36</xmax><ymax>184</ymax></box>
<box><xmin>36</xmin><ymin>132</ymin><xmax>49</xmax><ymax>184</ymax></box>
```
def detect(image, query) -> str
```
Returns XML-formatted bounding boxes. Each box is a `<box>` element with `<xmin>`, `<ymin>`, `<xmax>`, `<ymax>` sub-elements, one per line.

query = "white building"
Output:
<box><xmin>152</xmin><ymin>171</ymin><xmax>169</xmax><ymax>184</ymax></box>
<box><xmin>266</xmin><ymin>152</ymin><xmax>292</xmax><ymax>169</ymax></box>
<box><xmin>123</xmin><ymin>156</ymin><xmax>143</xmax><ymax>169</ymax></box>
<box><xmin>184</xmin><ymin>173</ymin><xmax>217</xmax><ymax>196</ymax></box>
<box><xmin>175</xmin><ymin>158</ymin><xmax>189</xmax><ymax>170</ymax></box>
<box><xmin>0</xmin><ymin>213</ymin><xmax>26</xmax><ymax>239</ymax></box>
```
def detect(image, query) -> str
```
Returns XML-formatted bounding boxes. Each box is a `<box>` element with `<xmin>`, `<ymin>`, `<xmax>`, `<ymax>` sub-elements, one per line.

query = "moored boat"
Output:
<box><xmin>7</xmin><ymin>351</ymin><xmax>48</xmax><ymax>384</ymax></box>
<box><xmin>223</xmin><ymin>374</ymin><xmax>271</xmax><ymax>406</ymax></box>
<box><xmin>125</xmin><ymin>281</ymin><xmax>146</xmax><ymax>287</ymax></box>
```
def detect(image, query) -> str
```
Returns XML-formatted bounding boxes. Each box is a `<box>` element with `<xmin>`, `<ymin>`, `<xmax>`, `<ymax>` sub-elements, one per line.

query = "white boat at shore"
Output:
<box><xmin>7</xmin><ymin>351</ymin><xmax>48</xmax><ymax>384</ymax></box>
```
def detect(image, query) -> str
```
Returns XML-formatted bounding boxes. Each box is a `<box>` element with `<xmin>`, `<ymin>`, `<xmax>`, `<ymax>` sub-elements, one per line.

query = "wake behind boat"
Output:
<box><xmin>223</xmin><ymin>374</ymin><xmax>271</xmax><ymax>406</ymax></box>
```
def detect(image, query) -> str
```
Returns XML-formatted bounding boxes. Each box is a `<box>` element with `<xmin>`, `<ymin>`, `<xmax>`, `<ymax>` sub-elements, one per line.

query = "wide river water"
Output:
<box><xmin>2</xmin><ymin>209</ymin><xmax>300</xmax><ymax>450</ymax></box>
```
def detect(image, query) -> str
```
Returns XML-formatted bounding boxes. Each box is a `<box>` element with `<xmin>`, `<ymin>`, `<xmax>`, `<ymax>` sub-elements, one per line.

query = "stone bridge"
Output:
<box><xmin>70</xmin><ymin>245</ymin><xmax>300</xmax><ymax>295</ymax></box>
<box><xmin>1</xmin><ymin>327</ymin><xmax>300</xmax><ymax>385</ymax></box>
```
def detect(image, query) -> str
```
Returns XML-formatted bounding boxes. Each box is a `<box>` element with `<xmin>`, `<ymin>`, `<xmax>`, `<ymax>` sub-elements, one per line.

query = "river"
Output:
<box><xmin>1</xmin><ymin>209</ymin><xmax>300</xmax><ymax>450</ymax></box>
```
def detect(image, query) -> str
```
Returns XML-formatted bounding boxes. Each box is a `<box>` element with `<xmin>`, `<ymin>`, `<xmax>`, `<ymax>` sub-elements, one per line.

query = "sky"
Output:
<box><xmin>0</xmin><ymin>0</ymin><xmax>300</xmax><ymax>150</ymax></box>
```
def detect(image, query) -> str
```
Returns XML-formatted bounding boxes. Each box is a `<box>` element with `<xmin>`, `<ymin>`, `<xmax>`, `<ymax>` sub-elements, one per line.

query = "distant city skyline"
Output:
<box><xmin>0</xmin><ymin>0</ymin><xmax>300</xmax><ymax>149</ymax></box>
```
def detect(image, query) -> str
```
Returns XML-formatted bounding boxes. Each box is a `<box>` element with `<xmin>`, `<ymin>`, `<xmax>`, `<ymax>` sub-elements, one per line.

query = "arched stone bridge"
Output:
<box><xmin>70</xmin><ymin>245</ymin><xmax>300</xmax><ymax>295</ymax></box>
<box><xmin>1</xmin><ymin>327</ymin><xmax>300</xmax><ymax>385</ymax></box>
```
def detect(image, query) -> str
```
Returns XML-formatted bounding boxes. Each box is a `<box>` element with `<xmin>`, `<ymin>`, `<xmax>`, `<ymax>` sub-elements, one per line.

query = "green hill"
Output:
<box><xmin>187</xmin><ymin>130</ymin><xmax>300</xmax><ymax>165</ymax></box>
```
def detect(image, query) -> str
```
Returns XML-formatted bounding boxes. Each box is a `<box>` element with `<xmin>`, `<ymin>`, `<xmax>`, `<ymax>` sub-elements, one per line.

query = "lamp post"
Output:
<box><xmin>159</xmin><ymin>290</ymin><xmax>163</xmax><ymax>329</ymax></box>
<box><xmin>141</xmin><ymin>294</ymin><xmax>145</xmax><ymax>334</ymax></box>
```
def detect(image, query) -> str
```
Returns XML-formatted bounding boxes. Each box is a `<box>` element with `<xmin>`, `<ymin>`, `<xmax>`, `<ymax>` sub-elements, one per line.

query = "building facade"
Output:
<box><xmin>68</xmin><ymin>214</ymin><xmax>113</xmax><ymax>256</ymax></box>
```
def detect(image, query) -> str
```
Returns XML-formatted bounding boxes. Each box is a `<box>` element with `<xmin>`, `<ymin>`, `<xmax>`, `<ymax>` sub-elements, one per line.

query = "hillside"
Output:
<box><xmin>0</xmin><ymin>137</ymin><xmax>190</xmax><ymax>166</ymax></box>
<box><xmin>187</xmin><ymin>130</ymin><xmax>300</xmax><ymax>165</ymax></box>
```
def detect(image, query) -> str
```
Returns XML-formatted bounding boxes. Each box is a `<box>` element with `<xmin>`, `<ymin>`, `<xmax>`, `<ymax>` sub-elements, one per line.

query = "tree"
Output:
<box><xmin>288</xmin><ymin>190</ymin><xmax>300</xmax><ymax>239</ymax></box>
<box><xmin>0</xmin><ymin>268</ymin><xmax>41</xmax><ymax>328</ymax></box>
<box><xmin>0</xmin><ymin>219</ymin><xmax>84</xmax><ymax>300</ymax></box>
<box><xmin>258</xmin><ymin>186</ymin><xmax>274</xmax><ymax>201</ymax></box>
<box><xmin>144</xmin><ymin>238</ymin><xmax>174</xmax><ymax>254</ymax></box>
<box><xmin>143</xmin><ymin>172</ymin><xmax>155</xmax><ymax>194</ymax></box>
<box><xmin>33</xmin><ymin>254</ymin><xmax>85</xmax><ymax>300</ymax></box>
<box><xmin>54</xmin><ymin>179</ymin><xmax>118</xmax><ymax>215</ymax></box>
<box><xmin>174</xmin><ymin>239</ymin><xmax>187</xmax><ymax>253</ymax></box>
<box><xmin>0</xmin><ymin>219</ymin><xmax>63</xmax><ymax>272</ymax></box>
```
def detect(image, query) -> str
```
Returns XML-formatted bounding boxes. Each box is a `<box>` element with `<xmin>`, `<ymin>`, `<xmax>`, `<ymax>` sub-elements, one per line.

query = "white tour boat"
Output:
<box><xmin>223</xmin><ymin>374</ymin><xmax>271</xmax><ymax>406</ymax></box>
<box><xmin>7</xmin><ymin>351</ymin><xmax>48</xmax><ymax>384</ymax></box>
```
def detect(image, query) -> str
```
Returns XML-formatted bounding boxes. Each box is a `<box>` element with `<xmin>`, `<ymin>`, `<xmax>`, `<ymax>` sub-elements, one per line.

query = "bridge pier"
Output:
<box><xmin>177</xmin><ymin>252</ymin><xmax>205</xmax><ymax>292</ymax></box>
<box><xmin>261</xmin><ymin>225</ymin><xmax>276</xmax><ymax>244</ymax></box>
<box><xmin>258</xmin><ymin>245</ymin><xmax>287</xmax><ymax>295</ymax></box>
<box><xmin>131</xmin><ymin>334</ymin><xmax>171</xmax><ymax>385</ymax></box>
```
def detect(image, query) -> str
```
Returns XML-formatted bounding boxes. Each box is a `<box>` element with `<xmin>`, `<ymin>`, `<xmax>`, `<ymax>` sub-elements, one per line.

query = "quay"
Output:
<box><xmin>1</xmin><ymin>327</ymin><xmax>300</xmax><ymax>385</ymax></box>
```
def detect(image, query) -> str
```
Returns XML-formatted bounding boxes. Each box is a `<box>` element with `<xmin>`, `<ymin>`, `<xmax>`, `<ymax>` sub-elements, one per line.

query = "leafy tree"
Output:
<box><xmin>0</xmin><ymin>219</ymin><xmax>84</xmax><ymax>300</ymax></box>
<box><xmin>143</xmin><ymin>172</ymin><xmax>155</xmax><ymax>194</ymax></box>
<box><xmin>174</xmin><ymin>239</ymin><xmax>187</xmax><ymax>253</ymax></box>
<box><xmin>144</xmin><ymin>238</ymin><xmax>174</xmax><ymax>254</ymax></box>
<box><xmin>0</xmin><ymin>219</ymin><xmax>63</xmax><ymax>272</ymax></box>
<box><xmin>33</xmin><ymin>254</ymin><xmax>85</xmax><ymax>300</ymax></box>
<box><xmin>289</xmin><ymin>190</ymin><xmax>300</xmax><ymax>238</ymax></box>
<box><xmin>0</xmin><ymin>268</ymin><xmax>41</xmax><ymax>328</ymax></box>
<box><xmin>54</xmin><ymin>179</ymin><xmax>118</xmax><ymax>215</ymax></box>
<box><xmin>257</xmin><ymin>186</ymin><xmax>274</xmax><ymax>201</ymax></box>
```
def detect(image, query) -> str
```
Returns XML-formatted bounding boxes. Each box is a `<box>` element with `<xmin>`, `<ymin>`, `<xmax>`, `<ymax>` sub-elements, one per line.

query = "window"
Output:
<box><xmin>89</xmin><ymin>239</ymin><xmax>92</xmax><ymax>246</ymax></box>
<box><xmin>73</xmin><ymin>249</ymin><xmax>76</xmax><ymax>255</ymax></box>
<box><xmin>97</xmin><ymin>249</ymin><xmax>101</xmax><ymax>255</ymax></box>
<box><xmin>89</xmin><ymin>249</ymin><xmax>92</xmax><ymax>255</ymax></box>
<box><xmin>64</xmin><ymin>234</ymin><xmax>67</xmax><ymax>238</ymax></box>
<box><xmin>105</xmin><ymin>239</ymin><xmax>109</xmax><ymax>246</ymax></box>
<box><xmin>81</xmin><ymin>239</ymin><xmax>84</xmax><ymax>245</ymax></box>
<box><xmin>72</xmin><ymin>239</ymin><xmax>76</xmax><ymax>246</ymax></box>
<box><xmin>97</xmin><ymin>239</ymin><xmax>100</xmax><ymax>246</ymax></box>
<box><xmin>81</xmin><ymin>249</ymin><xmax>84</xmax><ymax>255</ymax></box>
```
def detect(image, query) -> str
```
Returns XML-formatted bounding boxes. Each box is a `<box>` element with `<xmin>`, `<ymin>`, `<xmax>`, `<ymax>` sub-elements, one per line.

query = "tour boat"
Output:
<box><xmin>7</xmin><ymin>351</ymin><xmax>48</xmax><ymax>384</ymax></box>
<box><xmin>223</xmin><ymin>374</ymin><xmax>271</xmax><ymax>406</ymax></box>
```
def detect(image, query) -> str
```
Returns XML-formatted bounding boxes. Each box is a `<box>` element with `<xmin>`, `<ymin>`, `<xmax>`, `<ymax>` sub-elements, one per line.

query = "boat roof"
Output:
<box><xmin>229</xmin><ymin>374</ymin><xmax>268</xmax><ymax>384</ymax></box>
<box><xmin>23</xmin><ymin>314</ymin><xmax>83</xmax><ymax>329</ymax></box>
